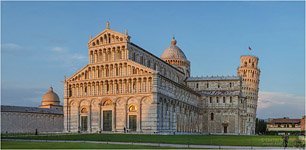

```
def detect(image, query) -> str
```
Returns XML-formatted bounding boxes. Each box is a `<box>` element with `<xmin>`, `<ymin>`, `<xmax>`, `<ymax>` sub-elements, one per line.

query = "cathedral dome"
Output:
<box><xmin>42</xmin><ymin>87</ymin><xmax>60</xmax><ymax>103</ymax></box>
<box><xmin>161</xmin><ymin>37</ymin><xmax>187</xmax><ymax>61</ymax></box>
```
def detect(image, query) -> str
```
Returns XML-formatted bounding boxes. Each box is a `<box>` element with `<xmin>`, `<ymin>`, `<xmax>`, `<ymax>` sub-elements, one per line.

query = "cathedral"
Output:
<box><xmin>63</xmin><ymin>22</ymin><xmax>260</xmax><ymax>135</ymax></box>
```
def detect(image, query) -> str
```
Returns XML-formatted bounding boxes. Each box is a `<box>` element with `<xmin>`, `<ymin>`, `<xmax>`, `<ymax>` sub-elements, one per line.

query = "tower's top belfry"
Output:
<box><xmin>239</xmin><ymin>55</ymin><xmax>259</xmax><ymax>70</ymax></box>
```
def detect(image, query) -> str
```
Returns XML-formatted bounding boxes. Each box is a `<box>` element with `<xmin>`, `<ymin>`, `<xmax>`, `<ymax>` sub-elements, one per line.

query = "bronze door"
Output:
<box><xmin>103</xmin><ymin>110</ymin><xmax>112</xmax><ymax>131</ymax></box>
<box><xmin>129</xmin><ymin>115</ymin><xmax>137</xmax><ymax>131</ymax></box>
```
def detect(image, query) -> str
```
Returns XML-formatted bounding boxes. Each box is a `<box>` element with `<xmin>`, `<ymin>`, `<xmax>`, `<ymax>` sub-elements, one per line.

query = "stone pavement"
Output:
<box><xmin>2</xmin><ymin>139</ymin><xmax>302</xmax><ymax>149</ymax></box>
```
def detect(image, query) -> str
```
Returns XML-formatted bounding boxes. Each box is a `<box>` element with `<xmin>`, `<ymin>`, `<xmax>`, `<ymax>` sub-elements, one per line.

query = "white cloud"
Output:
<box><xmin>1</xmin><ymin>43</ymin><xmax>23</xmax><ymax>54</ymax></box>
<box><xmin>51</xmin><ymin>47</ymin><xmax>67</xmax><ymax>53</ymax></box>
<box><xmin>2</xmin><ymin>43</ymin><xmax>22</xmax><ymax>50</ymax></box>
<box><xmin>49</xmin><ymin>46</ymin><xmax>87</xmax><ymax>68</ymax></box>
<box><xmin>258</xmin><ymin>91</ymin><xmax>305</xmax><ymax>119</ymax></box>
<box><xmin>71</xmin><ymin>53</ymin><xmax>86</xmax><ymax>60</ymax></box>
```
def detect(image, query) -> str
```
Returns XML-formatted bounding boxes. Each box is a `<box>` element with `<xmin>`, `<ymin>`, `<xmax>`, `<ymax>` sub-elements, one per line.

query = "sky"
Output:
<box><xmin>1</xmin><ymin>1</ymin><xmax>305</xmax><ymax>119</ymax></box>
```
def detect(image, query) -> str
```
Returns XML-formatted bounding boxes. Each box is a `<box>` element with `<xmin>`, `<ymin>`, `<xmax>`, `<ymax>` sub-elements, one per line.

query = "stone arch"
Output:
<box><xmin>115</xmin><ymin>97</ymin><xmax>124</xmax><ymax>106</ymax></box>
<box><xmin>127</xmin><ymin>96</ymin><xmax>139</xmax><ymax>105</ymax></box>
<box><xmin>140</xmin><ymin>96</ymin><xmax>151</xmax><ymax>105</ymax></box>
<box><xmin>103</xmin><ymin>100</ymin><xmax>113</xmax><ymax>106</ymax></box>
<box><xmin>79</xmin><ymin>99</ymin><xmax>90</xmax><ymax>107</ymax></box>
<box><xmin>91</xmin><ymin>99</ymin><xmax>101</xmax><ymax>107</ymax></box>
<box><xmin>69</xmin><ymin>100</ymin><xmax>78</xmax><ymax>107</ymax></box>
<box><xmin>101</xmin><ymin>97</ymin><xmax>113</xmax><ymax>105</ymax></box>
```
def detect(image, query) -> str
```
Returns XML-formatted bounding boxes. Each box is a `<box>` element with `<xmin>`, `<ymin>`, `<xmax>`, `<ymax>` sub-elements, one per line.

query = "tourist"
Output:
<box><xmin>282</xmin><ymin>132</ymin><xmax>289</xmax><ymax>148</ymax></box>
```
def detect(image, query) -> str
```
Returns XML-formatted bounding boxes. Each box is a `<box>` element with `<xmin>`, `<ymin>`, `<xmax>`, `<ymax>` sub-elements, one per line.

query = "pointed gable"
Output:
<box><xmin>88</xmin><ymin>22</ymin><xmax>130</xmax><ymax>48</ymax></box>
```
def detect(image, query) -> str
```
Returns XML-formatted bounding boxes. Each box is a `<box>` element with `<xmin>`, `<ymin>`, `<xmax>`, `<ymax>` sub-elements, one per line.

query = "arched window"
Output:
<box><xmin>230</xmin><ymin>96</ymin><xmax>232</xmax><ymax>103</ymax></box>
<box><xmin>223</xmin><ymin>97</ymin><xmax>225</xmax><ymax>103</ymax></box>
<box><xmin>147</xmin><ymin>60</ymin><xmax>151</xmax><ymax>67</ymax></box>
<box><xmin>216</xmin><ymin>97</ymin><xmax>219</xmax><ymax>103</ymax></box>
<box><xmin>211</xmin><ymin>113</ymin><xmax>214</xmax><ymax>121</ymax></box>
<box><xmin>229</xmin><ymin>82</ymin><xmax>232</xmax><ymax>88</ymax></box>
<box><xmin>69</xmin><ymin>87</ymin><xmax>72</xmax><ymax>97</ymax></box>
<box><xmin>133</xmin><ymin>53</ymin><xmax>136</xmax><ymax>61</ymax></box>
<box><xmin>132</xmin><ymin>68</ymin><xmax>136</xmax><ymax>74</ymax></box>
<box><xmin>84</xmin><ymin>87</ymin><xmax>87</xmax><ymax>94</ymax></box>
<box><xmin>108</xmin><ymin>34</ymin><xmax>111</xmax><ymax>43</ymax></box>
<box><xmin>140</xmin><ymin>56</ymin><xmax>144</xmax><ymax>64</ymax></box>
<box><xmin>106</xmin><ymin>83</ymin><xmax>109</xmax><ymax>93</ymax></box>
<box><xmin>209</xmin><ymin>97</ymin><xmax>212</xmax><ymax>103</ymax></box>
<box><xmin>244</xmin><ymin>62</ymin><xmax>247</xmax><ymax>67</ymax></box>
<box><xmin>133</xmin><ymin>82</ymin><xmax>136</xmax><ymax>92</ymax></box>
<box><xmin>196</xmin><ymin>83</ymin><xmax>199</xmax><ymax>89</ymax></box>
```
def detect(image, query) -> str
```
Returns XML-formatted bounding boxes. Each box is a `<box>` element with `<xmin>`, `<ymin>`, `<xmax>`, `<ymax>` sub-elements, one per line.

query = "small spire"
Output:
<box><xmin>125</xmin><ymin>29</ymin><xmax>128</xmax><ymax>36</ymax></box>
<box><xmin>106</xmin><ymin>21</ymin><xmax>110</xmax><ymax>29</ymax></box>
<box><xmin>171</xmin><ymin>36</ymin><xmax>177</xmax><ymax>46</ymax></box>
<box><xmin>90</xmin><ymin>35</ymin><xmax>92</xmax><ymax>40</ymax></box>
<box><xmin>49</xmin><ymin>86</ymin><xmax>53</xmax><ymax>91</ymax></box>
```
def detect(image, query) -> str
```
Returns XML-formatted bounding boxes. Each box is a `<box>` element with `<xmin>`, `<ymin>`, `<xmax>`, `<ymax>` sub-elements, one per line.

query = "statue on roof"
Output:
<box><xmin>106</xmin><ymin>21</ymin><xmax>110</xmax><ymax>29</ymax></box>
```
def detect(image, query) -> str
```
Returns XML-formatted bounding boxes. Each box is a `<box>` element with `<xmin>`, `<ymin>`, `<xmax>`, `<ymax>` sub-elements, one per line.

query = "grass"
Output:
<box><xmin>2</xmin><ymin>133</ymin><xmax>305</xmax><ymax>147</ymax></box>
<box><xmin>1</xmin><ymin>141</ymin><xmax>171</xmax><ymax>149</ymax></box>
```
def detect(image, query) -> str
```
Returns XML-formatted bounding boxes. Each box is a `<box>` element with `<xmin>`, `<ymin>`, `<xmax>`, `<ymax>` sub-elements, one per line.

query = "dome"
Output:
<box><xmin>42</xmin><ymin>87</ymin><xmax>60</xmax><ymax>103</ymax></box>
<box><xmin>160</xmin><ymin>37</ymin><xmax>187</xmax><ymax>61</ymax></box>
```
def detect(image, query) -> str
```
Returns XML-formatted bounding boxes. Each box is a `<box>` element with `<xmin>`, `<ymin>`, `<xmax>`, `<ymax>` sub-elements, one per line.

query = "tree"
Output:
<box><xmin>256</xmin><ymin>118</ymin><xmax>267</xmax><ymax>134</ymax></box>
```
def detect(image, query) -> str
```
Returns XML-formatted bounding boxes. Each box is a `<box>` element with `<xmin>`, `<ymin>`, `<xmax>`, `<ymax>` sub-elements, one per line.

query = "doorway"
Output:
<box><xmin>81</xmin><ymin>116</ymin><xmax>88</xmax><ymax>132</ymax></box>
<box><xmin>224</xmin><ymin>125</ymin><xmax>228</xmax><ymax>133</ymax></box>
<box><xmin>129</xmin><ymin>115</ymin><xmax>137</xmax><ymax>131</ymax></box>
<box><xmin>103</xmin><ymin>110</ymin><xmax>112</xmax><ymax>131</ymax></box>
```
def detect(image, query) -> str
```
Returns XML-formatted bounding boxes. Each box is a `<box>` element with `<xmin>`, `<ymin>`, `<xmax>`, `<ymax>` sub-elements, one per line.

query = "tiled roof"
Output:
<box><xmin>1</xmin><ymin>105</ymin><xmax>63</xmax><ymax>115</ymax></box>
<box><xmin>268</xmin><ymin>118</ymin><xmax>301</xmax><ymax>124</ymax></box>
<box><xmin>187</xmin><ymin>76</ymin><xmax>240</xmax><ymax>81</ymax></box>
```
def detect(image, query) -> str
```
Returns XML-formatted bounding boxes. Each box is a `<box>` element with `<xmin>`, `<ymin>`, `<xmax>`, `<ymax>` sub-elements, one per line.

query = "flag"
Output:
<box><xmin>248</xmin><ymin>46</ymin><xmax>252</xmax><ymax>51</ymax></box>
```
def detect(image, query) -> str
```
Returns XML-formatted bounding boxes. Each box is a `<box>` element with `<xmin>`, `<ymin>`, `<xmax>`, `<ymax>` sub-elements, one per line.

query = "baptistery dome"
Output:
<box><xmin>40</xmin><ymin>87</ymin><xmax>62</xmax><ymax>109</ymax></box>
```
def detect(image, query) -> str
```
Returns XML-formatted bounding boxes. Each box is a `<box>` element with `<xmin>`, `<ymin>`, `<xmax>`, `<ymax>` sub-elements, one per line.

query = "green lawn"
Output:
<box><xmin>1</xmin><ymin>141</ymin><xmax>170</xmax><ymax>149</ymax></box>
<box><xmin>2</xmin><ymin>133</ymin><xmax>305</xmax><ymax>147</ymax></box>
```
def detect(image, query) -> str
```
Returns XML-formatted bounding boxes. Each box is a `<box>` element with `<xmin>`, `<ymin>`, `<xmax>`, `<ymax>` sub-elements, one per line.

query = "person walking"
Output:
<box><xmin>282</xmin><ymin>132</ymin><xmax>289</xmax><ymax>148</ymax></box>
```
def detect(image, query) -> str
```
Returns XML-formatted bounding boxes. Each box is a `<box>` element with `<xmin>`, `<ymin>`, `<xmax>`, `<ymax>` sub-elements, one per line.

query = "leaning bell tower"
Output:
<box><xmin>237</xmin><ymin>55</ymin><xmax>260</xmax><ymax>135</ymax></box>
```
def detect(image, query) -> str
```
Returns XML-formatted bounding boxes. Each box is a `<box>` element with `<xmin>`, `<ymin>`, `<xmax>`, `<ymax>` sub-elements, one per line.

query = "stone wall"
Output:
<box><xmin>186</xmin><ymin>77</ymin><xmax>247</xmax><ymax>134</ymax></box>
<box><xmin>1</xmin><ymin>112</ymin><xmax>63</xmax><ymax>133</ymax></box>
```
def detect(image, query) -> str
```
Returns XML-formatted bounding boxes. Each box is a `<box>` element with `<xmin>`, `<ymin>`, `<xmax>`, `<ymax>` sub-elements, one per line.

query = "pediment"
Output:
<box><xmin>88</xmin><ymin>29</ymin><xmax>130</xmax><ymax>48</ymax></box>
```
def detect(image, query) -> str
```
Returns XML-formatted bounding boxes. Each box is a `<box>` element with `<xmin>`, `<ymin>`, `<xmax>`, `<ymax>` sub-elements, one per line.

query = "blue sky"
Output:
<box><xmin>1</xmin><ymin>1</ymin><xmax>305</xmax><ymax>119</ymax></box>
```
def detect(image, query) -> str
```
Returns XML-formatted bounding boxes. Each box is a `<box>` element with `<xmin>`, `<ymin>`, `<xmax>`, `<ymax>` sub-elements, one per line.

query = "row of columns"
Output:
<box><xmin>69</xmin><ymin>78</ymin><xmax>152</xmax><ymax>97</ymax></box>
<box><xmin>159</xmin><ymin>99</ymin><xmax>201</xmax><ymax>133</ymax></box>
<box><xmin>89</xmin><ymin>47</ymin><xmax>128</xmax><ymax>64</ymax></box>
<box><xmin>92</xmin><ymin>33</ymin><xmax>124</xmax><ymax>46</ymax></box>
<box><xmin>72</xmin><ymin>63</ymin><xmax>151</xmax><ymax>81</ymax></box>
